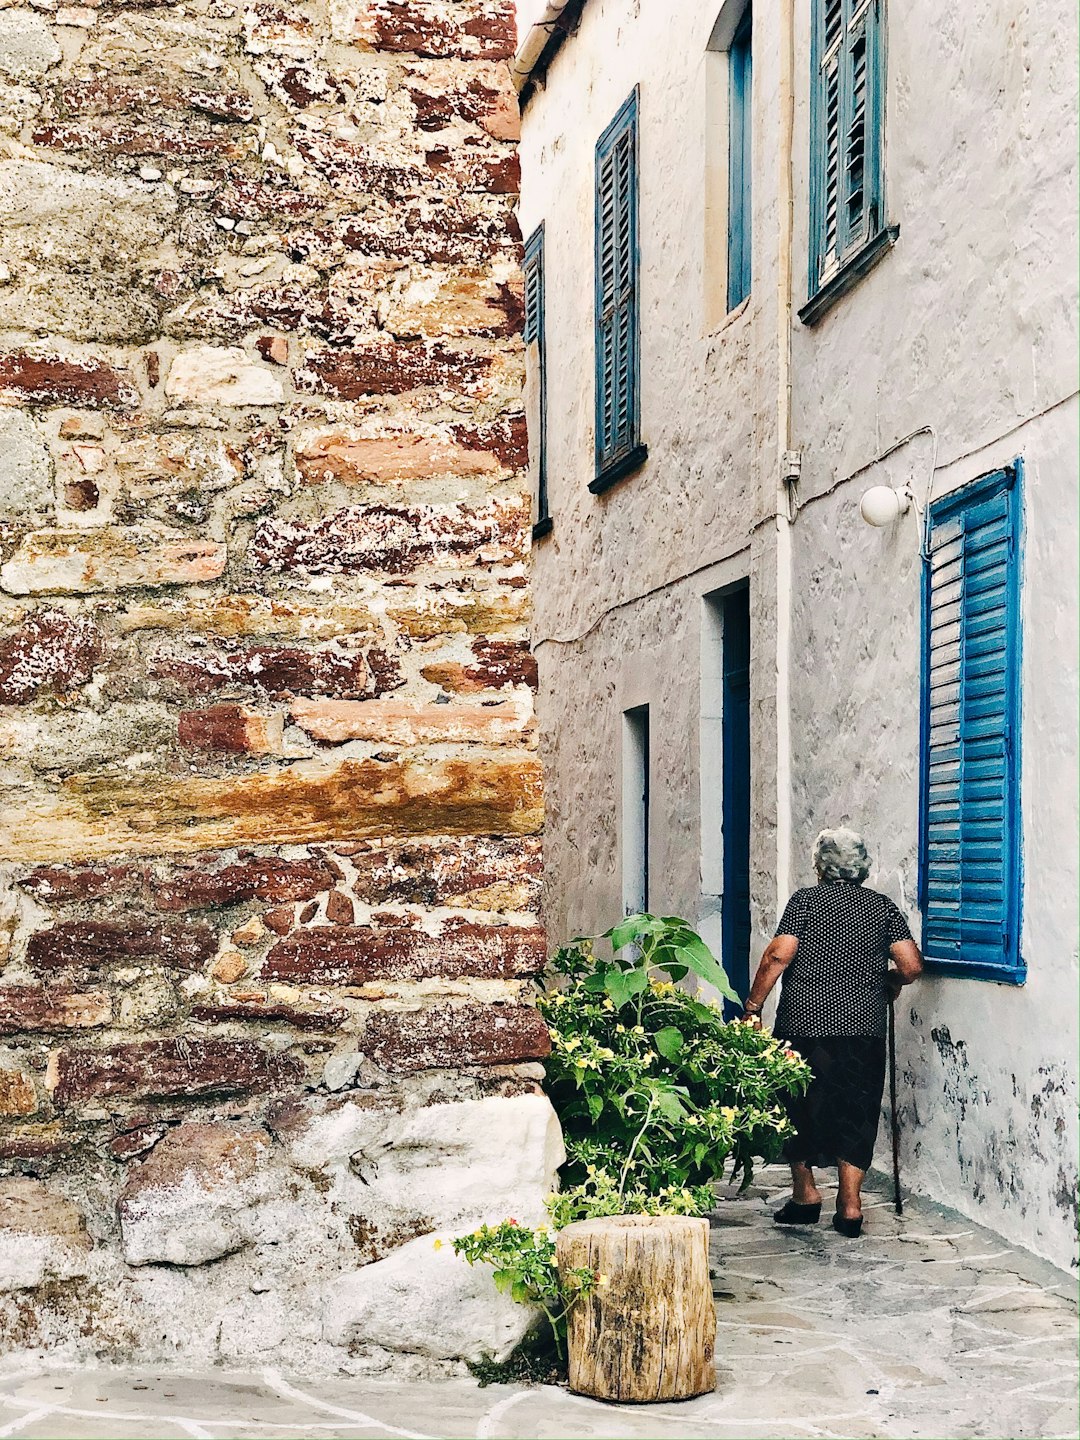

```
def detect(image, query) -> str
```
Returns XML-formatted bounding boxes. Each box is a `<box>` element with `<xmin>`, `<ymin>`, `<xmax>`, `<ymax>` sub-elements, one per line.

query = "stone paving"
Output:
<box><xmin>0</xmin><ymin>1169</ymin><xmax>1075</xmax><ymax>1440</ymax></box>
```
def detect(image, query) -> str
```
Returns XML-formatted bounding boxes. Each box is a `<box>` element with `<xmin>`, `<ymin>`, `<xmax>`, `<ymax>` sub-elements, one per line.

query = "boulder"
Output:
<box><xmin>325</xmin><ymin>1229</ymin><xmax>540</xmax><ymax>1363</ymax></box>
<box><xmin>0</xmin><ymin>1178</ymin><xmax>91</xmax><ymax>1291</ymax></box>
<box><xmin>117</xmin><ymin>1121</ymin><xmax>273</xmax><ymax>1267</ymax></box>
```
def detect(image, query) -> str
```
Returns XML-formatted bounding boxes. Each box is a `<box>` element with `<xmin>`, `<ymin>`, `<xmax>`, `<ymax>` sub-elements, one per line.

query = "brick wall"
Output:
<box><xmin>0</xmin><ymin>1</ymin><xmax>555</xmax><ymax>1367</ymax></box>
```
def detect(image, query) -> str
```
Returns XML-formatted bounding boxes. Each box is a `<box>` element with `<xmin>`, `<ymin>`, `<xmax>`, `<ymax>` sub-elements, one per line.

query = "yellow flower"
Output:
<box><xmin>433</xmin><ymin>1239</ymin><xmax>444</xmax><ymax>1250</ymax></box>
<box><xmin>598</xmin><ymin>1274</ymin><xmax>610</xmax><ymax>1286</ymax></box>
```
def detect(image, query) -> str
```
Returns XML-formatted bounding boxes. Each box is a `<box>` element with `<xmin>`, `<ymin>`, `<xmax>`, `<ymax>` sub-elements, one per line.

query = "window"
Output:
<box><xmin>726</xmin><ymin>7</ymin><xmax>752</xmax><ymax>311</ymax></box>
<box><xmin>523</xmin><ymin>225</ymin><xmax>551</xmax><ymax>538</ymax></box>
<box><xmin>919</xmin><ymin>465</ymin><xmax>1024</xmax><ymax>983</ymax></box>
<box><xmin>622</xmin><ymin>705</ymin><xmax>650</xmax><ymax>914</ymax></box>
<box><xmin>592</xmin><ymin>87</ymin><xmax>647</xmax><ymax>494</ymax></box>
<box><xmin>801</xmin><ymin>0</ymin><xmax>895</xmax><ymax>325</ymax></box>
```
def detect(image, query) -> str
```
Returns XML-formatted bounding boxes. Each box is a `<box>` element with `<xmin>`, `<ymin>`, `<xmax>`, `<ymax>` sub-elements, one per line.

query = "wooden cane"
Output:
<box><xmin>888</xmin><ymin>993</ymin><xmax>903</xmax><ymax>1216</ymax></box>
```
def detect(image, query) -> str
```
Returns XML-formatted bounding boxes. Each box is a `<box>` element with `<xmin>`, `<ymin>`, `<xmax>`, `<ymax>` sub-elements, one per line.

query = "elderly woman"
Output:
<box><xmin>741</xmin><ymin>828</ymin><xmax>923</xmax><ymax>1237</ymax></box>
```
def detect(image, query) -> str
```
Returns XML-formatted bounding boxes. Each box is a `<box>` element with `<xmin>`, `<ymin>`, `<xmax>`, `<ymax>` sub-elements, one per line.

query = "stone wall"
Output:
<box><xmin>0</xmin><ymin>0</ymin><xmax>559</xmax><ymax>1369</ymax></box>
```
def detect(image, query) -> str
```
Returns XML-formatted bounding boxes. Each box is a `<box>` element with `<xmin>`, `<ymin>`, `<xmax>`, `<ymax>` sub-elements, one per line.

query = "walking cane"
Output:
<box><xmin>887</xmin><ymin>993</ymin><xmax>903</xmax><ymax>1216</ymax></box>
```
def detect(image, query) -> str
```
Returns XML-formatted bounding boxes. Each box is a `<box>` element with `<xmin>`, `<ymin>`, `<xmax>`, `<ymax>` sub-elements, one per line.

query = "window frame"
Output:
<box><xmin>523</xmin><ymin>223</ymin><xmax>551</xmax><ymax>540</ymax></box>
<box><xmin>800</xmin><ymin>0</ymin><xmax>897</xmax><ymax>326</ymax></box>
<box><xmin>726</xmin><ymin>5</ymin><xmax>752</xmax><ymax>313</ymax></box>
<box><xmin>918</xmin><ymin>462</ymin><xmax>1025</xmax><ymax>985</ymax></box>
<box><xmin>591</xmin><ymin>86</ymin><xmax>648</xmax><ymax>495</ymax></box>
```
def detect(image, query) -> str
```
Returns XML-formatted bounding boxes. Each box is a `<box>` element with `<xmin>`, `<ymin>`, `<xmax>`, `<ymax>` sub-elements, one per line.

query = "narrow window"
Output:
<box><xmin>919</xmin><ymin>465</ymin><xmax>1024</xmax><ymax>983</ymax></box>
<box><xmin>726</xmin><ymin>6</ymin><xmax>752</xmax><ymax>311</ymax></box>
<box><xmin>623</xmin><ymin>705</ymin><xmax>650</xmax><ymax>915</ymax></box>
<box><xmin>592</xmin><ymin>87</ymin><xmax>647</xmax><ymax>494</ymax></box>
<box><xmin>803</xmin><ymin>0</ymin><xmax>891</xmax><ymax>321</ymax></box>
<box><xmin>523</xmin><ymin>225</ymin><xmax>551</xmax><ymax>538</ymax></box>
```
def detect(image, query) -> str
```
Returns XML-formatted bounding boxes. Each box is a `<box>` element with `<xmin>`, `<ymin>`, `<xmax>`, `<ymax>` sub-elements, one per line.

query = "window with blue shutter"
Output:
<box><xmin>801</xmin><ymin>0</ymin><xmax>895</xmax><ymax>325</ymax></box>
<box><xmin>726</xmin><ymin>6</ymin><xmax>752</xmax><ymax>312</ymax></box>
<box><xmin>919</xmin><ymin>465</ymin><xmax>1024</xmax><ymax>984</ymax></box>
<box><xmin>523</xmin><ymin>224</ymin><xmax>551</xmax><ymax>538</ymax></box>
<box><xmin>591</xmin><ymin>87</ymin><xmax>647</xmax><ymax>494</ymax></box>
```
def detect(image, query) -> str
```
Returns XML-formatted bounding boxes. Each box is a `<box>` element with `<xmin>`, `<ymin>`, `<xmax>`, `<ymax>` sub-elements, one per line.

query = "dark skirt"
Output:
<box><xmin>780</xmin><ymin>1036</ymin><xmax>887</xmax><ymax>1173</ymax></box>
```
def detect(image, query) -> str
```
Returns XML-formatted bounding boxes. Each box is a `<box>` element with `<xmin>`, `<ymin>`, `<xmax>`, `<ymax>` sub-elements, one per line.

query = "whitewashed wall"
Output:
<box><xmin>519</xmin><ymin>0</ymin><xmax>1079</xmax><ymax>1271</ymax></box>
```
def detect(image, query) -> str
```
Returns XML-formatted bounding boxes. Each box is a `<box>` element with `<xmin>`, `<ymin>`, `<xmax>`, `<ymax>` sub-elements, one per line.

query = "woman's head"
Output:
<box><xmin>812</xmin><ymin>827</ymin><xmax>871</xmax><ymax>884</ymax></box>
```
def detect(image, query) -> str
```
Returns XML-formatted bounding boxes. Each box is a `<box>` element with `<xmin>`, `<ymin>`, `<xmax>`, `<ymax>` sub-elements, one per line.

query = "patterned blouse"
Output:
<box><xmin>772</xmin><ymin>881</ymin><xmax>914</xmax><ymax>1039</ymax></box>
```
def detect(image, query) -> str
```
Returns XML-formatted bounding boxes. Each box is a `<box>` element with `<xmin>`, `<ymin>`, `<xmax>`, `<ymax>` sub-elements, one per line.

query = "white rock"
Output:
<box><xmin>0</xmin><ymin>13</ymin><xmax>62</xmax><ymax>80</ymax></box>
<box><xmin>0</xmin><ymin>409</ymin><xmax>51</xmax><ymax>515</ymax></box>
<box><xmin>165</xmin><ymin>346</ymin><xmax>284</xmax><ymax>407</ymax></box>
<box><xmin>0</xmin><ymin>1179</ymin><xmax>91</xmax><ymax>1292</ymax></box>
<box><xmin>325</xmin><ymin>1230</ymin><xmax>540</xmax><ymax>1362</ymax></box>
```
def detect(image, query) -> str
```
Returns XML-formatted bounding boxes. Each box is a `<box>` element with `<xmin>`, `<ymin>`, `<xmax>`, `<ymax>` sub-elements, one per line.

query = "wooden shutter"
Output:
<box><xmin>811</xmin><ymin>0</ymin><xmax>884</xmax><ymax>293</ymax></box>
<box><xmin>921</xmin><ymin>467</ymin><xmax>1023</xmax><ymax>981</ymax></box>
<box><xmin>594</xmin><ymin>90</ymin><xmax>640</xmax><ymax>478</ymax></box>
<box><xmin>523</xmin><ymin>225</ymin><xmax>549</xmax><ymax>530</ymax></box>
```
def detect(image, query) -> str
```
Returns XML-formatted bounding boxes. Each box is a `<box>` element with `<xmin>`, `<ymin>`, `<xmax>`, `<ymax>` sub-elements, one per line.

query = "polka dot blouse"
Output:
<box><xmin>772</xmin><ymin>881</ymin><xmax>914</xmax><ymax>1039</ymax></box>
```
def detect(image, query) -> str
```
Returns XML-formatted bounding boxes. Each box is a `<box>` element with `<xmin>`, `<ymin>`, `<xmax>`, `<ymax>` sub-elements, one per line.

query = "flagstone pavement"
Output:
<box><xmin>1</xmin><ymin>1169</ymin><xmax>1076</xmax><ymax>1440</ymax></box>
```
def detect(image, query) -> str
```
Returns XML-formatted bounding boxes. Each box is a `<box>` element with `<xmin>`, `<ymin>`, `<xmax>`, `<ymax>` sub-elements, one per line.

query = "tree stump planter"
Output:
<box><xmin>556</xmin><ymin>1215</ymin><xmax>715</xmax><ymax>1403</ymax></box>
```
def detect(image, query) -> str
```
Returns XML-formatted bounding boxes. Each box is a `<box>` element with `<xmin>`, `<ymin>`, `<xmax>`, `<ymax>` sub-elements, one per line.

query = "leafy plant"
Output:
<box><xmin>451</xmin><ymin>915</ymin><xmax>811</xmax><ymax>1370</ymax></box>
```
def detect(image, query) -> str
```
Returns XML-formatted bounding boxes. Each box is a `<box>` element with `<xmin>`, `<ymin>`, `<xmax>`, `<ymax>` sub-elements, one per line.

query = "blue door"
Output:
<box><xmin>721</xmin><ymin>586</ymin><xmax>751</xmax><ymax>1013</ymax></box>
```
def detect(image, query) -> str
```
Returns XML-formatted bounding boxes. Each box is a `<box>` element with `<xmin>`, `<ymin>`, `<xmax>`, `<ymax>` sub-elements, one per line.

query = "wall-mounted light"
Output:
<box><xmin>859</xmin><ymin>483</ymin><xmax>913</xmax><ymax>527</ymax></box>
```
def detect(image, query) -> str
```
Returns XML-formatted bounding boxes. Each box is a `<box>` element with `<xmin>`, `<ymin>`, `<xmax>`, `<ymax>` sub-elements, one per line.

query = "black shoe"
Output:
<box><xmin>832</xmin><ymin>1213</ymin><xmax>864</xmax><ymax>1238</ymax></box>
<box><xmin>773</xmin><ymin>1200</ymin><xmax>822</xmax><ymax>1226</ymax></box>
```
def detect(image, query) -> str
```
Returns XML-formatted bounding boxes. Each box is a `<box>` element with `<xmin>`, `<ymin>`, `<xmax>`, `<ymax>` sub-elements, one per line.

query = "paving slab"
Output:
<box><xmin>0</xmin><ymin>1169</ymin><xmax>1075</xmax><ymax>1439</ymax></box>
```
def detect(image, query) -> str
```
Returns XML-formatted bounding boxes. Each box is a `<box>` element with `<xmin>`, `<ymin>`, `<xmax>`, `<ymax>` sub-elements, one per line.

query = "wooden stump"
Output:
<box><xmin>556</xmin><ymin>1214</ymin><xmax>715</xmax><ymax>1403</ymax></box>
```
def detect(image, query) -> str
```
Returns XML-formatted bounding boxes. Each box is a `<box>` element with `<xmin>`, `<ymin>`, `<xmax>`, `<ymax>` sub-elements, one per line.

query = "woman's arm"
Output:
<box><xmin>887</xmin><ymin>938</ymin><xmax>924</xmax><ymax>995</ymax></box>
<box><xmin>741</xmin><ymin>934</ymin><xmax>799</xmax><ymax>1024</ymax></box>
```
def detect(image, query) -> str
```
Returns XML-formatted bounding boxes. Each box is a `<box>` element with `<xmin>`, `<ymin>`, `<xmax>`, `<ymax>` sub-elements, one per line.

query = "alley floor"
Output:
<box><xmin>0</xmin><ymin>1169</ymin><xmax>1075</xmax><ymax>1440</ymax></box>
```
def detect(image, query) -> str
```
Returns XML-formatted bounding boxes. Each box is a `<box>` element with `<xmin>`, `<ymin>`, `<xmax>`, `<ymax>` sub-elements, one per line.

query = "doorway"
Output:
<box><xmin>720</xmin><ymin>586</ymin><xmax>751</xmax><ymax>1011</ymax></box>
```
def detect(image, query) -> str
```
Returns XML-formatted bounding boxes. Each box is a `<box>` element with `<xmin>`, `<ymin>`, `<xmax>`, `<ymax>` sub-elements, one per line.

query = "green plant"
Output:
<box><xmin>448</xmin><ymin>1221</ymin><xmax>602</xmax><ymax>1356</ymax></box>
<box><xmin>543</xmin><ymin>914</ymin><xmax>811</xmax><ymax>1200</ymax></box>
<box><xmin>452</xmin><ymin>915</ymin><xmax>811</xmax><ymax>1371</ymax></box>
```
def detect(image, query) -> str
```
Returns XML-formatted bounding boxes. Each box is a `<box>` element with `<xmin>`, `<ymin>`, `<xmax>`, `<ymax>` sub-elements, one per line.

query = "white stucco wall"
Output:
<box><xmin>519</xmin><ymin>0</ymin><xmax>1079</xmax><ymax>1271</ymax></box>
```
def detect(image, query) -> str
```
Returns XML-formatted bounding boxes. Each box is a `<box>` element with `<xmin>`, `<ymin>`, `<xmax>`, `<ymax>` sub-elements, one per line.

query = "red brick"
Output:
<box><xmin>30</xmin><ymin>121</ymin><xmax>240</xmax><ymax>159</ymax></box>
<box><xmin>151</xmin><ymin>644</ymin><xmax>394</xmax><ymax>700</ymax></box>
<box><xmin>450</xmin><ymin>414</ymin><xmax>528</xmax><ymax>471</ymax></box>
<box><xmin>0</xmin><ymin>986</ymin><xmax>112</xmax><ymax>1035</ymax></box>
<box><xmin>151</xmin><ymin>856</ymin><xmax>337</xmax><ymax>911</ymax></box>
<box><xmin>298</xmin><ymin>340</ymin><xmax>496</xmax><ymax>400</ymax></box>
<box><xmin>263</xmin><ymin>921</ymin><xmax>545</xmax><ymax>985</ymax></box>
<box><xmin>64</xmin><ymin>478</ymin><xmax>100</xmax><ymax>511</ymax></box>
<box><xmin>55</xmin><ymin>79</ymin><xmax>256</xmax><ymax>123</ymax></box>
<box><xmin>0</xmin><ymin>611</ymin><xmax>102</xmax><ymax>705</ymax></box>
<box><xmin>250</xmin><ymin>500</ymin><xmax>528</xmax><ymax>576</ymax></box>
<box><xmin>407</xmin><ymin>75</ymin><xmax>519</xmax><ymax>140</ymax></box>
<box><xmin>0</xmin><ymin>354</ymin><xmax>138</xmax><ymax>408</ymax></box>
<box><xmin>177</xmin><ymin>705</ymin><xmax>283</xmax><ymax>756</ymax></box>
<box><xmin>363</xmin><ymin>2</ymin><xmax>515</xmax><ymax>60</ymax></box>
<box><xmin>26</xmin><ymin>920</ymin><xmax>217</xmax><ymax>973</ymax></box>
<box><xmin>348</xmin><ymin>835</ymin><xmax>541</xmax><ymax>906</ymax></box>
<box><xmin>325</xmin><ymin>891</ymin><xmax>354</xmax><ymax>925</ymax></box>
<box><xmin>47</xmin><ymin>1039</ymin><xmax>304</xmax><ymax>1107</ymax></box>
<box><xmin>190</xmin><ymin>1000</ymin><xmax>348</xmax><ymax>1030</ymax></box>
<box><xmin>363</xmin><ymin>1003</ymin><xmax>549</xmax><ymax>1073</ymax></box>
<box><xmin>422</xmin><ymin>638</ymin><xmax>538</xmax><ymax>692</ymax></box>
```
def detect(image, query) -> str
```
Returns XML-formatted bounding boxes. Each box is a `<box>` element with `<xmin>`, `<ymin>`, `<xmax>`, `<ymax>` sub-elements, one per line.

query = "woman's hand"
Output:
<box><xmin>740</xmin><ymin>1010</ymin><xmax>763</xmax><ymax>1029</ymax></box>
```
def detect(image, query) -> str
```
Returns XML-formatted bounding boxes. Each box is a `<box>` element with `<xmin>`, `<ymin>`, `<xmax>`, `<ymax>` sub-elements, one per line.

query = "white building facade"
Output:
<box><xmin>515</xmin><ymin>0</ymin><xmax>1079</xmax><ymax>1271</ymax></box>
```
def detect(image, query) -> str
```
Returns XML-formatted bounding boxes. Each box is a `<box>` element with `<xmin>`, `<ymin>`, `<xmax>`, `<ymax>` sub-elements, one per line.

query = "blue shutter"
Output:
<box><xmin>920</xmin><ymin>465</ymin><xmax>1024</xmax><ymax>983</ymax></box>
<box><xmin>593</xmin><ymin>88</ymin><xmax>645</xmax><ymax>490</ymax></box>
<box><xmin>809</xmin><ymin>0</ymin><xmax>886</xmax><ymax>297</ymax></box>
<box><xmin>726</xmin><ymin>8</ymin><xmax>752</xmax><ymax>312</ymax></box>
<box><xmin>523</xmin><ymin>224</ymin><xmax>550</xmax><ymax>534</ymax></box>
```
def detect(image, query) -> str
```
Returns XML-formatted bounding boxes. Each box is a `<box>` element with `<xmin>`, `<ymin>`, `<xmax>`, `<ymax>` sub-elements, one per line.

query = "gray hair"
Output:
<box><xmin>812</xmin><ymin>827</ymin><xmax>871</xmax><ymax>884</ymax></box>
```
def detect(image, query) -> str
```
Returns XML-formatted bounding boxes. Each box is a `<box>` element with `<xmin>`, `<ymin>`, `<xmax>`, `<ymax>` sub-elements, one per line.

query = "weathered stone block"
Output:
<box><xmin>165</xmin><ymin>346</ymin><xmax>285</xmax><ymax>407</ymax></box>
<box><xmin>118</xmin><ymin>1122</ymin><xmax>273</xmax><ymax>1266</ymax></box>
<box><xmin>190</xmin><ymin>999</ymin><xmax>348</xmax><ymax>1031</ymax></box>
<box><xmin>0</xmin><ymin>1179</ymin><xmax>91</xmax><ymax>1292</ymax></box>
<box><xmin>0</xmin><ymin>1057</ymin><xmax>37</xmax><ymax>1117</ymax></box>
<box><xmin>290</xmin><ymin>696</ymin><xmax>531</xmax><ymax>745</ymax></box>
<box><xmin>295</xmin><ymin>427</ymin><xmax>507</xmax><ymax>488</ymax></box>
<box><xmin>0</xmin><ymin>353</ymin><xmax>138</xmax><ymax>408</ymax></box>
<box><xmin>298</xmin><ymin>339</ymin><xmax>508</xmax><ymax>400</ymax></box>
<box><xmin>363</xmin><ymin>1003</ymin><xmax>550</xmax><ymax>1073</ymax></box>
<box><xmin>47</xmin><ymin>1038</ymin><xmax>304</xmax><ymax>1107</ymax></box>
<box><xmin>325</xmin><ymin>1229</ymin><xmax>537</xmax><ymax>1362</ymax></box>
<box><xmin>26</xmin><ymin>918</ymin><xmax>217</xmax><ymax>973</ymax></box>
<box><xmin>0</xmin><ymin>13</ymin><xmax>62</xmax><ymax>81</ymax></box>
<box><xmin>250</xmin><ymin>500</ymin><xmax>528</xmax><ymax>576</ymax></box>
<box><xmin>0</xmin><ymin>610</ymin><xmax>101</xmax><ymax>704</ymax></box>
<box><xmin>178</xmin><ymin>705</ymin><xmax>285</xmax><ymax>756</ymax></box>
<box><xmin>422</xmin><ymin>637</ymin><xmax>539</xmax><ymax>692</ymax></box>
<box><xmin>0</xmin><ymin>527</ymin><xmax>226</xmax><ymax>595</ymax></box>
<box><xmin>348</xmin><ymin>835</ymin><xmax>542</xmax><ymax>908</ymax></box>
<box><xmin>0</xmin><ymin>985</ymin><xmax>112</xmax><ymax>1035</ymax></box>
<box><xmin>0</xmin><ymin>409</ymin><xmax>52</xmax><ymax>515</ymax></box>
<box><xmin>333</xmin><ymin>1</ymin><xmax>516</xmax><ymax>62</ymax></box>
<box><xmin>152</xmin><ymin>643</ymin><xmax>390</xmax><ymax>701</ymax></box>
<box><xmin>263</xmin><ymin>920</ymin><xmax>545</xmax><ymax>985</ymax></box>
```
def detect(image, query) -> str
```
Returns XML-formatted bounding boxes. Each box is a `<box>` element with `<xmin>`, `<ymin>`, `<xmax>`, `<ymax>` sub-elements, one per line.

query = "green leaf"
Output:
<box><xmin>586</xmin><ymin>1093</ymin><xmax>604</xmax><ymax>1121</ymax></box>
<box><xmin>654</xmin><ymin>1026</ymin><xmax>685</xmax><ymax>1061</ymax></box>
<box><xmin>606</xmin><ymin>915</ymin><xmax>648</xmax><ymax>951</ymax></box>
<box><xmin>582</xmin><ymin>969</ymin><xmax>608</xmax><ymax>992</ymax></box>
<box><xmin>653</xmin><ymin>1088</ymin><xmax>687</xmax><ymax>1123</ymax></box>
<box><xmin>658</xmin><ymin>962</ymin><xmax>689</xmax><ymax>982</ymax></box>
<box><xmin>605</xmin><ymin>965</ymin><xmax>649</xmax><ymax>1009</ymax></box>
<box><xmin>674</xmin><ymin>942</ymin><xmax>742</xmax><ymax>1004</ymax></box>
